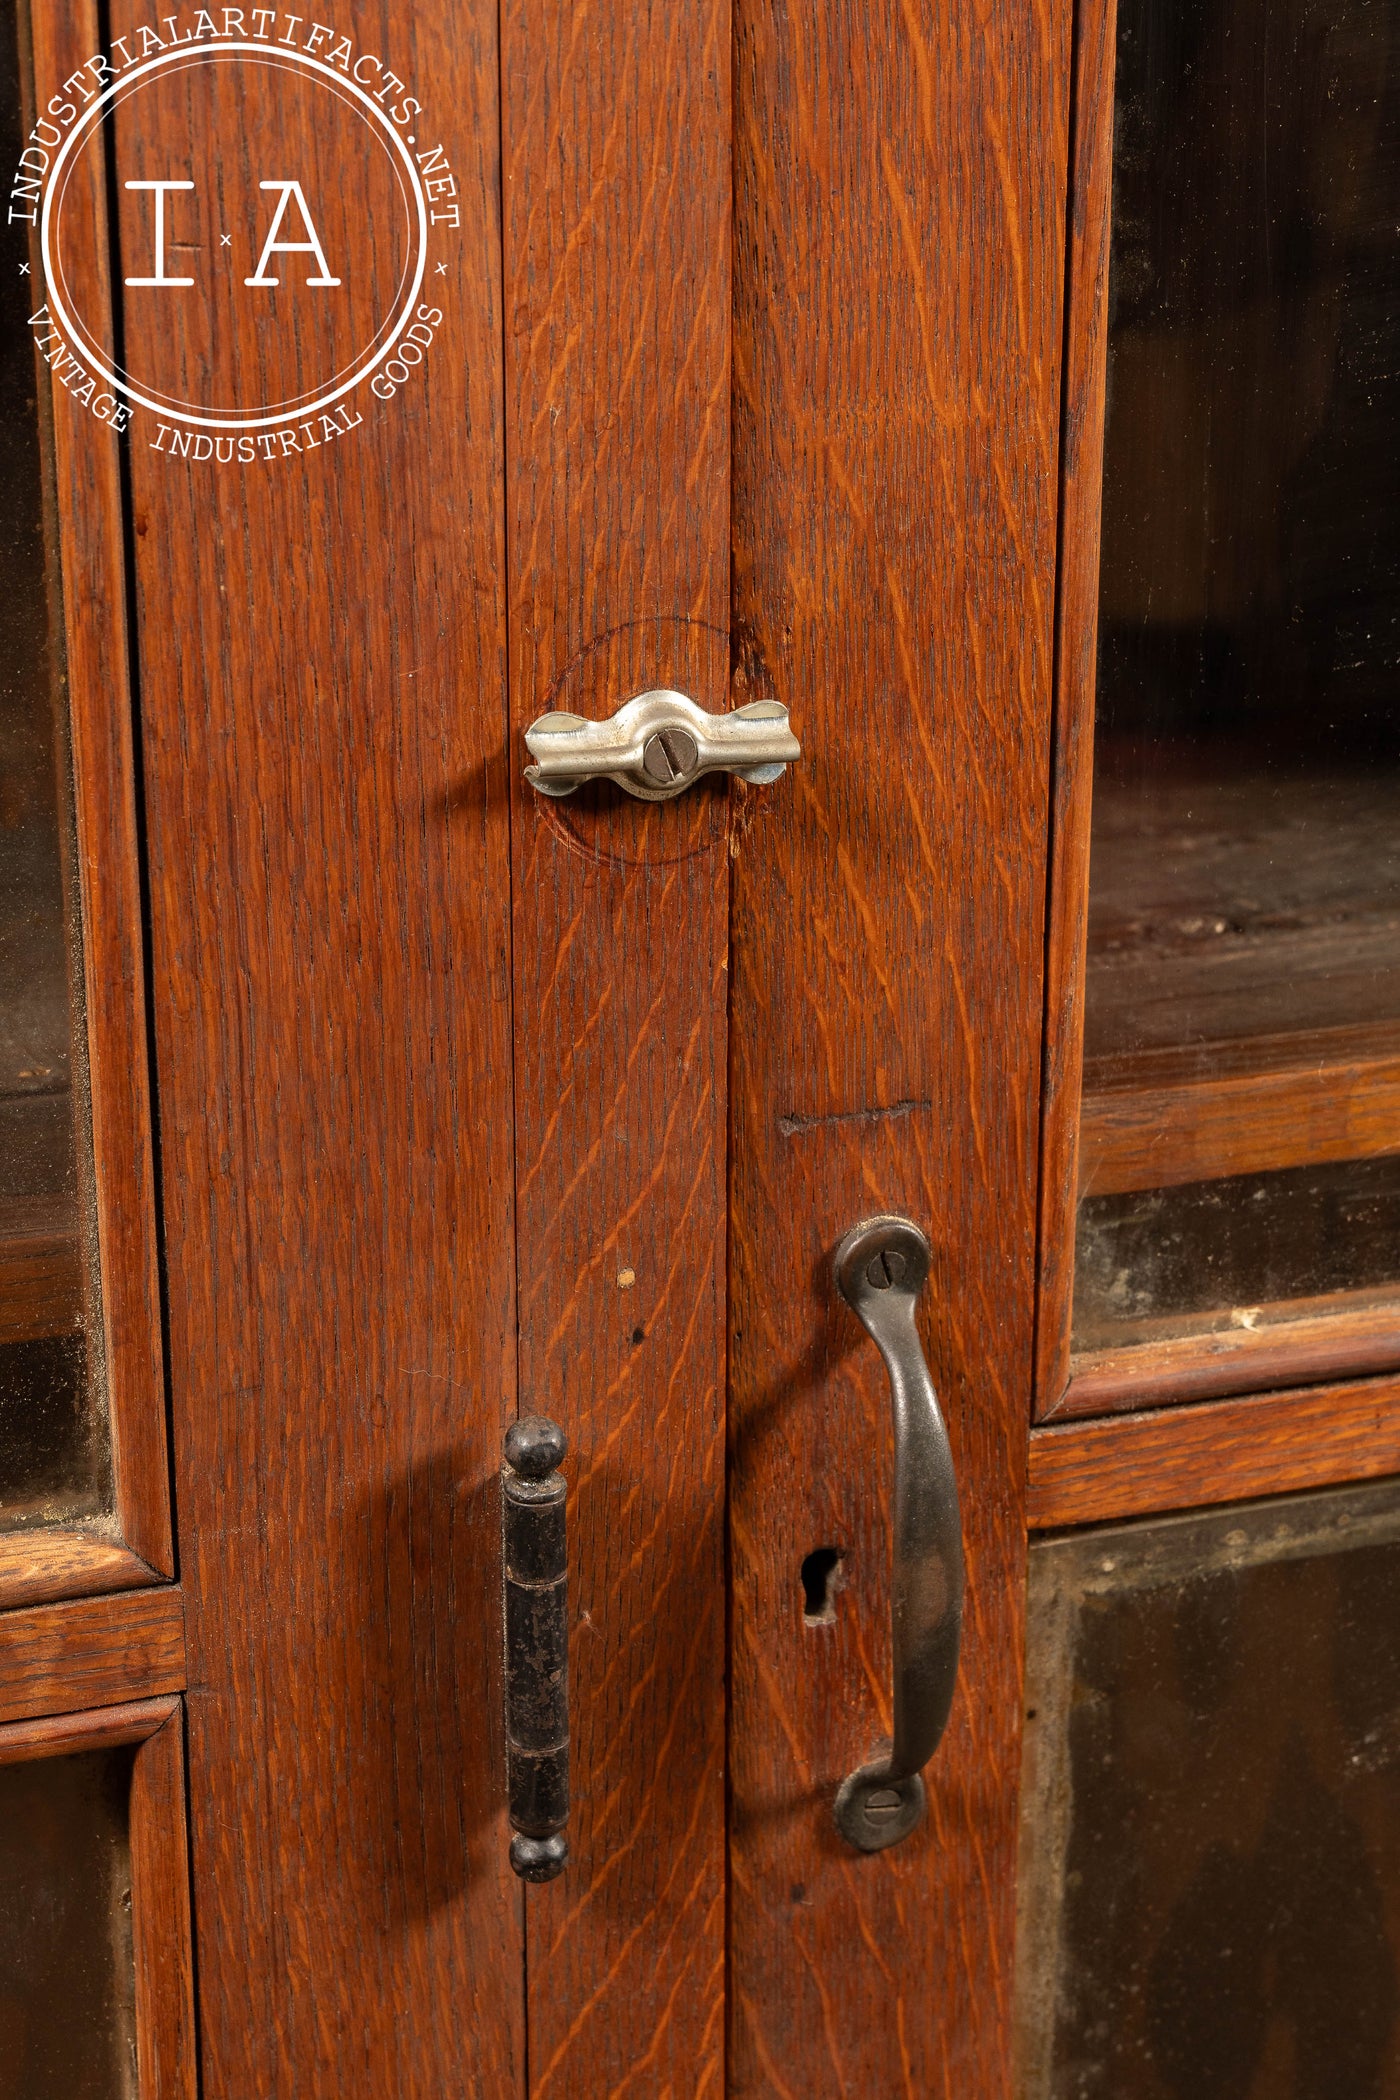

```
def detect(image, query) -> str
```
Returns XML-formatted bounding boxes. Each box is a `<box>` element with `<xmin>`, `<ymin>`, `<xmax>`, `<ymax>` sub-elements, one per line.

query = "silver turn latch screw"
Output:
<box><xmin>524</xmin><ymin>688</ymin><xmax>800</xmax><ymax>802</ymax></box>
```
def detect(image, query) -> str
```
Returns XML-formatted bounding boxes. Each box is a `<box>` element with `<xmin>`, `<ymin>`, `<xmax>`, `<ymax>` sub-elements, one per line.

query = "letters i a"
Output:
<box><xmin>123</xmin><ymin>177</ymin><xmax>340</xmax><ymax>287</ymax></box>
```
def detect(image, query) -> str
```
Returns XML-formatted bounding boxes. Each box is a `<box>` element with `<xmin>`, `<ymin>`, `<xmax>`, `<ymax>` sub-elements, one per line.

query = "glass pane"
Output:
<box><xmin>1018</xmin><ymin>1482</ymin><xmax>1400</xmax><ymax>2097</ymax></box>
<box><xmin>0</xmin><ymin>1745</ymin><xmax>138</xmax><ymax>2100</ymax></box>
<box><xmin>1074</xmin><ymin>1155</ymin><xmax>1400</xmax><ymax>1348</ymax></box>
<box><xmin>0</xmin><ymin>0</ymin><xmax>108</xmax><ymax>1523</ymax></box>
<box><xmin>1075</xmin><ymin>0</ymin><xmax>1400</xmax><ymax>1354</ymax></box>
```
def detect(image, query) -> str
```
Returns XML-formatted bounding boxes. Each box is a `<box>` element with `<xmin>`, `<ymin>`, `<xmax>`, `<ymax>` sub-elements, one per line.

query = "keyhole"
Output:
<box><xmin>801</xmin><ymin>1546</ymin><xmax>845</xmax><ymax>1625</ymax></box>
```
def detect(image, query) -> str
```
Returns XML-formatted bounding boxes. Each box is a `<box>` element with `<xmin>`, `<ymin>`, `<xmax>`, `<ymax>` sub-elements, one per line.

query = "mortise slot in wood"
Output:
<box><xmin>1079</xmin><ymin>1021</ymin><xmax>1400</xmax><ymax>1196</ymax></box>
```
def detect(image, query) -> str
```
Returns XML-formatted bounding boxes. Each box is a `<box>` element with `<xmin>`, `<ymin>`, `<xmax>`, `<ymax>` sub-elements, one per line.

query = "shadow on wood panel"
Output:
<box><xmin>347</xmin><ymin>1453</ymin><xmax>504</xmax><ymax>1929</ymax></box>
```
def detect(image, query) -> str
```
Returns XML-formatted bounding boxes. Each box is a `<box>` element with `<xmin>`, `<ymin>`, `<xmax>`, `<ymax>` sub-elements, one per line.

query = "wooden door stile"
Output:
<box><xmin>109</xmin><ymin>2</ymin><xmax>525</xmax><ymax>2091</ymax></box>
<box><xmin>27</xmin><ymin>1</ymin><xmax>171</xmax><ymax>1588</ymax></box>
<box><xmin>500</xmin><ymin>0</ymin><xmax>732</xmax><ymax>2086</ymax></box>
<box><xmin>729</xmin><ymin>0</ymin><xmax>1068</xmax><ymax>2088</ymax></box>
<box><xmin>1034</xmin><ymin>0</ymin><xmax>1119</xmax><ymax>1422</ymax></box>
<box><xmin>129</xmin><ymin>1700</ymin><xmax>200</xmax><ymax>2100</ymax></box>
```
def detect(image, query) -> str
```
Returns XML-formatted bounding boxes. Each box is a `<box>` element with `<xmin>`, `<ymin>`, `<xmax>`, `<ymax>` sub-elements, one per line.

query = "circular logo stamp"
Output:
<box><xmin>11</xmin><ymin>14</ymin><xmax>456</xmax><ymax>461</ymax></box>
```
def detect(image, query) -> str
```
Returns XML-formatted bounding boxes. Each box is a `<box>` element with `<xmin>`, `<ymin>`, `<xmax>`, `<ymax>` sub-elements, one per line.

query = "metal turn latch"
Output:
<box><xmin>524</xmin><ymin>688</ymin><xmax>800</xmax><ymax>801</ymax></box>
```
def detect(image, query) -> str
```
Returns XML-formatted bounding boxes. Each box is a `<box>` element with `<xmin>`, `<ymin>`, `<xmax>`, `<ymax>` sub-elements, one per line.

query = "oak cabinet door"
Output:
<box><xmin>13</xmin><ymin>0</ymin><xmax>1398</xmax><ymax>2093</ymax></box>
<box><xmin>11</xmin><ymin>0</ymin><xmax>1058</xmax><ymax>2087</ymax></box>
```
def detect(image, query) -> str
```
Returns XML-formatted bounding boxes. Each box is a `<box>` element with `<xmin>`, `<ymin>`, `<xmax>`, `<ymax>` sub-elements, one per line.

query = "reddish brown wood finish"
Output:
<box><xmin>0</xmin><ymin>1530</ymin><xmax>158</xmax><ymax>1612</ymax></box>
<box><xmin>0</xmin><ymin>1585</ymin><xmax>184</xmax><ymax>1725</ymax></box>
<box><xmin>0</xmin><ymin>1696</ymin><xmax>196</xmax><ymax>2100</ymax></box>
<box><xmin>1034</xmin><ymin>0</ymin><xmax>1119</xmax><ymax>1421</ymax></box>
<box><xmin>1028</xmin><ymin>1374</ymin><xmax>1400</xmax><ymax>1528</ymax></box>
<box><xmin>101</xmin><ymin>6</ymin><xmax>525</xmax><ymax>2092</ymax></box>
<box><xmin>131</xmin><ymin>1705</ymin><xmax>199</xmax><ymax>2100</ymax></box>
<box><xmin>0</xmin><ymin>1691</ymin><xmax>177</xmax><ymax>1764</ymax></box>
<box><xmin>728</xmin><ymin>0</ymin><xmax>1067</xmax><ymax>2086</ymax></box>
<box><xmin>1029</xmin><ymin>0</ymin><xmax>1400</xmax><ymax>1420</ymax></box>
<box><xmin>28</xmin><ymin>3</ymin><xmax>172</xmax><ymax>1582</ymax></box>
<box><xmin>1058</xmin><ymin>1289</ymin><xmax>1400</xmax><ymax>1416</ymax></box>
<box><xmin>500</xmin><ymin>1</ymin><xmax>731</xmax><ymax>2088</ymax></box>
<box><xmin>1079</xmin><ymin>1023</ymin><xmax>1400</xmax><ymax>1195</ymax></box>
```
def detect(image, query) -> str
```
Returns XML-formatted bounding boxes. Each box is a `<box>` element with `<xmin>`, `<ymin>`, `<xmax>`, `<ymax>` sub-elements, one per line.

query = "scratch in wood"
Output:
<box><xmin>778</xmin><ymin>1097</ymin><xmax>931</xmax><ymax>1139</ymax></box>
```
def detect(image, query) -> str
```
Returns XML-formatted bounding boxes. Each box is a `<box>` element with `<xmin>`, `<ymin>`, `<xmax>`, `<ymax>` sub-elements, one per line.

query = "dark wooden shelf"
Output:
<box><xmin>0</xmin><ymin>1082</ymin><xmax>83</xmax><ymax>1347</ymax></box>
<box><xmin>1057</xmin><ymin>766</ymin><xmax>1400</xmax><ymax>1412</ymax></box>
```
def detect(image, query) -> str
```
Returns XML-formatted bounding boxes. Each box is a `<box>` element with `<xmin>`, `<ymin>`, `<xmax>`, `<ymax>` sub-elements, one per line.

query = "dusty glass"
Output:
<box><xmin>1074</xmin><ymin>0</ymin><xmax>1400</xmax><ymax>1352</ymax></box>
<box><xmin>0</xmin><ymin>1744</ymin><xmax>139</xmax><ymax>2100</ymax></box>
<box><xmin>0</xmin><ymin>0</ymin><xmax>109</xmax><ymax>1525</ymax></box>
<box><xmin>1018</xmin><ymin>1482</ymin><xmax>1400</xmax><ymax>2097</ymax></box>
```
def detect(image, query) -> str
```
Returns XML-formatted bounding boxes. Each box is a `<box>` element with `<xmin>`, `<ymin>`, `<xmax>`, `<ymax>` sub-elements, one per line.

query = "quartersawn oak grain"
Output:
<box><xmin>729</xmin><ymin>0</ymin><xmax>1068</xmax><ymax>2087</ymax></box>
<box><xmin>105</xmin><ymin>3</ymin><xmax>525</xmax><ymax>2091</ymax></box>
<box><xmin>1028</xmin><ymin>1373</ymin><xmax>1400</xmax><ymax>1527</ymax></box>
<box><xmin>501</xmin><ymin>0</ymin><xmax>732</xmax><ymax>2088</ymax></box>
<box><xmin>0</xmin><ymin>1585</ymin><xmax>184</xmax><ymax>1725</ymax></box>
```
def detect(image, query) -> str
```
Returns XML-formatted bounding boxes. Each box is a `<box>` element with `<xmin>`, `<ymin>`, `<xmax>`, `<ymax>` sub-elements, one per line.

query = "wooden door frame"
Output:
<box><xmin>0</xmin><ymin>15</ymin><xmax>195</xmax><ymax>2096</ymax></box>
<box><xmin>1033</xmin><ymin>0</ymin><xmax>1400</xmax><ymax>1430</ymax></box>
<box><xmin>727</xmin><ymin>0</ymin><xmax>1069</xmax><ymax>2086</ymax></box>
<box><xmin>0</xmin><ymin>1692</ymin><xmax>196</xmax><ymax>2098</ymax></box>
<box><xmin>7</xmin><ymin>0</ymin><xmax>172</xmax><ymax>1613</ymax></box>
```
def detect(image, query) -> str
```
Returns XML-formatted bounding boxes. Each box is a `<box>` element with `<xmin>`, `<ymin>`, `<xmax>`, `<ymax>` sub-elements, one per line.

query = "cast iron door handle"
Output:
<box><xmin>831</xmin><ymin>1215</ymin><xmax>964</xmax><ymax>1852</ymax></box>
<box><xmin>501</xmin><ymin>1417</ymin><xmax>570</xmax><ymax>1881</ymax></box>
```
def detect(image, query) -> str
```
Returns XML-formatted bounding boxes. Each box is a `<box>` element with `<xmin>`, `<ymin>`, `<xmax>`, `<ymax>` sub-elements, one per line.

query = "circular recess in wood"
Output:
<box><xmin>527</xmin><ymin>619</ymin><xmax>733</xmax><ymax>870</ymax></box>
